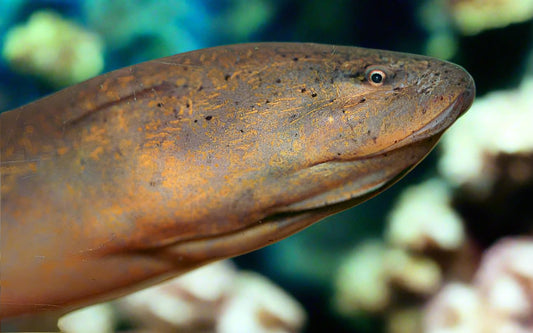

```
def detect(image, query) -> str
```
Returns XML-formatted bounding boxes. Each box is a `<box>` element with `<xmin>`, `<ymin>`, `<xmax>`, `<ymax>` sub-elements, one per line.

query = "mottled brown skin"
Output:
<box><xmin>0</xmin><ymin>43</ymin><xmax>474</xmax><ymax>318</ymax></box>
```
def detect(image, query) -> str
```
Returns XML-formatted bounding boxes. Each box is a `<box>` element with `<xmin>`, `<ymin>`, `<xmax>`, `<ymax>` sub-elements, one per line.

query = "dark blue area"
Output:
<box><xmin>13</xmin><ymin>0</ymin><xmax>83</xmax><ymax>24</ymax></box>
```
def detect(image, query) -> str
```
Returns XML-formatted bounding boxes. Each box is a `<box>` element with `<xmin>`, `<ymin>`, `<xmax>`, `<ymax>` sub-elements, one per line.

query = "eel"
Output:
<box><xmin>0</xmin><ymin>42</ymin><xmax>475</xmax><ymax>318</ymax></box>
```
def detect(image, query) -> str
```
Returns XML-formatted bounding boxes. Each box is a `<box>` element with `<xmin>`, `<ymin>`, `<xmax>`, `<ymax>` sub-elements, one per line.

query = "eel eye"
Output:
<box><xmin>367</xmin><ymin>69</ymin><xmax>386</xmax><ymax>86</ymax></box>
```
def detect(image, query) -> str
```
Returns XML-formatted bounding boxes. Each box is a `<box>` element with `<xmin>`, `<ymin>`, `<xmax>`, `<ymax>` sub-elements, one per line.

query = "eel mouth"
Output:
<box><xmin>368</xmin><ymin>86</ymin><xmax>475</xmax><ymax>158</ymax></box>
<box><xmin>408</xmin><ymin>86</ymin><xmax>474</xmax><ymax>143</ymax></box>
<box><xmin>273</xmin><ymin>90</ymin><xmax>475</xmax><ymax>214</ymax></box>
<box><xmin>261</xmin><ymin>84</ymin><xmax>475</xmax><ymax>215</ymax></box>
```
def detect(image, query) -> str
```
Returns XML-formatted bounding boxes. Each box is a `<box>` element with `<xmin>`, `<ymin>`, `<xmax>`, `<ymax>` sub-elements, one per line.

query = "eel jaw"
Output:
<box><xmin>279</xmin><ymin>87</ymin><xmax>473</xmax><ymax>214</ymax></box>
<box><xmin>153</xmin><ymin>161</ymin><xmax>418</xmax><ymax>267</ymax></box>
<box><xmin>152</xmin><ymin>192</ymin><xmax>377</xmax><ymax>267</ymax></box>
<box><xmin>369</xmin><ymin>88</ymin><xmax>472</xmax><ymax>157</ymax></box>
<box><xmin>152</xmin><ymin>133</ymin><xmax>441</xmax><ymax>266</ymax></box>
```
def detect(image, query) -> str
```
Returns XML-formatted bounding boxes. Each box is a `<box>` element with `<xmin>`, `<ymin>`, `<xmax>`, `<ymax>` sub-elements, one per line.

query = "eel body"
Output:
<box><xmin>0</xmin><ymin>43</ymin><xmax>475</xmax><ymax>318</ymax></box>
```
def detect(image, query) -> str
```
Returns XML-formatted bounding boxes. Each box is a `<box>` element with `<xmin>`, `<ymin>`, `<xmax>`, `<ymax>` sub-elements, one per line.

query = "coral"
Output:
<box><xmin>334</xmin><ymin>241</ymin><xmax>391</xmax><ymax>314</ymax></box>
<box><xmin>216</xmin><ymin>272</ymin><xmax>306</xmax><ymax>333</ymax></box>
<box><xmin>333</xmin><ymin>241</ymin><xmax>442</xmax><ymax>315</ymax></box>
<box><xmin>439</xmin><ymin>77</ymin><xmax>533</xmax><ymax>245</ymax></box>
<box><xmin>2</xmin><ymin>10</ymin><xmax>104</xmax><ymax>87</ymax></box>
<box><xmin>424</xmin><ymin>238</ymin><xmax>533</xmax><ymax>333</ymax></box>
<box><xmin>439</xmin><ymin>77</ymin><xmax>533</xmax><ymax>193</ymax></box>
<box><xmin>385</xmin><ymin>248</ymin><xmax>442</xmax><ymax>296</ymax></box>
<box><xmin>117</xmin><ymin>261</ymin><xmax>237</xmax><ymax>331</ymax></box>
<box><xmin>449</xmin><ymin>0</ymin><xmax>533</xmax><ymax>35</ymax></box>
<box><xmin>58</xmin><ymin>260</ymin><xmax>306</xmax><ymax>333</ymax></box>
<box><xmin>386</xmin><ymin>179</ymin><xmax>465</xmax><ymax>252</ymax></box>
<box><xmin>423</xmin><ymin>283</ymin><xmax>483</xmax><ymax>332</ymax></box>
<box><xmin>57</xmin><ymin>303</ymin><xmax>115</xmax><ymax>333</ymax></box>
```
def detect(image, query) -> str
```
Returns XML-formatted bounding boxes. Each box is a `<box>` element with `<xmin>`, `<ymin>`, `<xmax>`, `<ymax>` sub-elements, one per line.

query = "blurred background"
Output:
<box><xmin>1</xmin><ymin>0</ymin><xmax>533</xmax><ymax>332</ymax></box>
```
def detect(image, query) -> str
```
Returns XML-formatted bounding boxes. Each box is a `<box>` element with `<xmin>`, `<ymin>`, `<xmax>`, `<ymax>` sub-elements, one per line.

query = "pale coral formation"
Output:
<box><xmin>449</xmin><ymin>0</ymin><xmax>533</xmax><ymax>35</ymax></box>
<box><xmin>386</xmin><ymin>179</ymin><xmax>465</xmax><ymax>252</ymax></box>
<box><xmin>333</xmin><ymin>180</ymin><xmax>464</xmax><ymax>320</ymax></box>
<box><xmin>424</xmin><ymin>238</ymin><xmax>533</xmax><ymax>333</ymax></box>
<box><xmin>419</xmin><ymin>0</ymin><xmax>533</xmax><ymax>60</ymax></box>
<box><xmin>475</xmin><ymin>238</ymin><xmax>533</xmax><ymax>324</ymax></box>
<box><xmin>333</xmin><ymin>241</ymin><xmax>442</xmax><ymax>315</ymax></box>
<box><xmin>2</xmin><ymin>10</ymin><xmax>104</xmax><ymax>87</ymax></box>
<box><xmin>117</xmin><ymin>261</ymin><xmax>237</xmax><ymax>331</ymax></box>
<box><xmin>424</xmin><ymin>283</ymin><xmax>483</xmax><ymax>332</ymax></box>
<box><xmin>58</xmin><ymin>261</ymin><xmax>306</xmax><ymax>333</ymax></box>
<box><xmin>334</xmin><ymin>241</ymin><xmax>391</xmax><ymax>314</ymax></box>
<box><xmin>439</xmin><ymin>77</ymin><xmax>533</xmax><ymax>194</ymax></box>
<box><xmin>216</xmin><ymin>272</ymin><xmax>306</xmax><ymax>333</ymax></box>
<box><xmin>57</xmin><ymin>303</ymin><xmax>115</xmax><ymax>333</ymax></box>
<box><xmin>385</xmin><ymin>248</ymin><xmax>442</xmax><ymax>296</ymax></box>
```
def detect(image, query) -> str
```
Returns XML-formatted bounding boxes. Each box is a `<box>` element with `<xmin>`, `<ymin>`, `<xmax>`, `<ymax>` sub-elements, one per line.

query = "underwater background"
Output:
<box><xmin>1</xmin><ymin>0</ymin><xmax>533</xmax><ymax>332</ymax></box>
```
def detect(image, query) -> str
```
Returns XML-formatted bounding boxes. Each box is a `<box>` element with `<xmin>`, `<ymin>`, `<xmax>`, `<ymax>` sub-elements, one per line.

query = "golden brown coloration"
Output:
<box><xmin>0</xmin><ymin>43</ymin><xmax>474</xmax><ymax>318</ymax></box>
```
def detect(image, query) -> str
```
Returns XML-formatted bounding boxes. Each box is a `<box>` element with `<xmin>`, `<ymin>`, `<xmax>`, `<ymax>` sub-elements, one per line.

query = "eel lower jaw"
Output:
<box><xmin>156</xmin><ymin>191</ymin><xmax>382</xmax><ymax>266</ymax></box>
<box><xmin>367</xmin><ymin>89</ymin><xmax>473</xmax><ymax>157</ymax></box>
<box><xmin>155</xmin><ymin>163</ymin><xmax>414</xmax><ymax>267</ymax></box>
